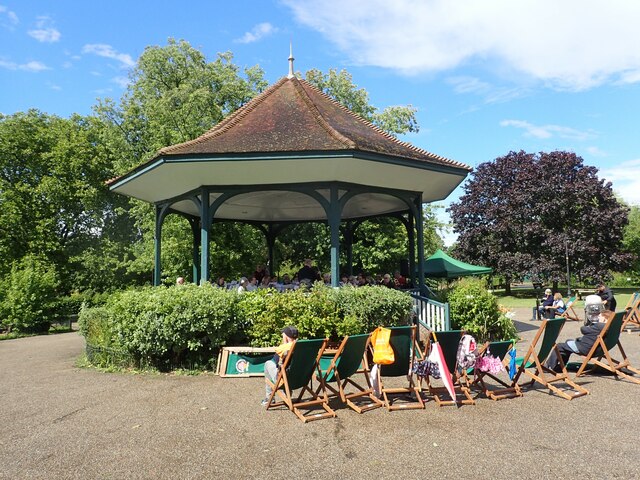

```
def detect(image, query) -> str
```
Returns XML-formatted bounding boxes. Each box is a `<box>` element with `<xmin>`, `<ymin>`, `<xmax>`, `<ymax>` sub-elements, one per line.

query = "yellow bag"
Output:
<box><xmin>371</xmin><ymin>327</ymin><xmax>395</xmax><ymax>365</ymax></box>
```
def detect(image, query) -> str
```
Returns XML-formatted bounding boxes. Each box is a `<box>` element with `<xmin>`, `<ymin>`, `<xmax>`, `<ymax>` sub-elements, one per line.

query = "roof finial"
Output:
<box><xmin>287</xmin><ymin>42</ymin><xmax>295</xmax><ymax>79</ymax></box>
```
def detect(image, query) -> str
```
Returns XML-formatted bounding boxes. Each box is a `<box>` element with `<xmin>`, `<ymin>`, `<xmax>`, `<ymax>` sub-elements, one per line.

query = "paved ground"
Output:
<box><xmin>1</xmin><ymin>308</ymin><xmax>639</xmax><ymax>479</ymax></box>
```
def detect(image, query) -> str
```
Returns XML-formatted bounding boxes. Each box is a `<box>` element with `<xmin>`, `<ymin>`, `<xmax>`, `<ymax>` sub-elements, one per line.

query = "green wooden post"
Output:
<box><xmin>154</xmin><ymin>205</ymin><xmax>162</xmax><ymax>286</ymax></box>
<box><xmin>328</xmin><ymin>186</ymin><xmax>341</xmax><ymax>287</ymax></box>
<box><xmin>189</xmin><ymin>217</ymin><xmax>201</xmax><ymax>284</ymax></box>
<box><xmin>408</xmin><ymin>212</ymin><xmax>415</xmax><ymax>289</ymax></box>
<box><xmin>200</xmin><ymin>188</ymin><xmax>210</xmax><ymax>285</ymax></box>
<box><xmin>415</xmin><ymin>196</ymin><xmax>426</xmax><ymax>296</ymax></box>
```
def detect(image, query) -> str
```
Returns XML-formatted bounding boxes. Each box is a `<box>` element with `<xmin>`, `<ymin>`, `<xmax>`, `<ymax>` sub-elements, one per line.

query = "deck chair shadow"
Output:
<box><xmin>560</xmin><ymin>296</ymin><xmax>581</xmax><ymax>322</ymax></box>
<box><xmin>471</xmin><ymin>340</ymin><xmax>522</xmax><ymax>401</ymax></box>
<box><xmin>511</xmin><ymin>317</ymin><xmax>589</xmax><ymax>400</ymax></box>
<box><xmin>317</xmin><ymin>334</ymin><xmax>384</xmax><ymax>413</ymax></box>
<box><xmin>622</xmin><ymin>292</ymin><xmax>640</xmax><ymax>331</ymax></box>
<box><xmin>370</xmin><ymin>325</ymin><xmax>424</xmax><ymax>411</ymax></box>
<box><xmin>265</xmin><ymin>338</ymin><xmax>337</xmax><ymax>422</ymax></box>
<box><xmin>424</xmin><ymin>330</ymin><xmax>475</xmax><ymax>407</ymax></box>
<box><xmin>573</xmin><ymin>311</ymin><xmax>640</xmax><ymax>385</ymax></box>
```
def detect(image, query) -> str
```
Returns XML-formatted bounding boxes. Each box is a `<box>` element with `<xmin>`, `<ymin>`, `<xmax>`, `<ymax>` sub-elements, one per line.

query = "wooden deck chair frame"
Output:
<box><xmin>511</xmin><ymin>318</ymin><xmax>589</xmax><ymax>400</ymax></box>
<box><xmin>574</xmin><ymin>311</ymin><xmax>640</xmax><ymax>385</ymax></box>
<box><xmin>622</xmin><ymin>292</ymin><xmax>640</xmax><ymax>331</ymax></box>
<box><xmin>560</xmin><ymin>296</ymin><xmax>581</xmax><ymax>322</ymax></box>
<box><xmin>265</xmin><ymin>338</ymin><xmax>337</xmax><ymax>422</ymax></box>
<box><xmin>423</xmin><ymin>330</ymin><xmax>475</xmax><ymax>407</ymax></box>
<box><xmin>471</xmin><ymin>340</ymin><xmax>522</xmax><ymax>401</ymax></box>
<box><xmin>317</xmin><ymin>334</ymin><xmax>383</xmax><ymax>413</ymax></box>
<box><xmin>368</xmin><ymin>325</ymin><xmax>424</xmax><ymax>411</ymax></box>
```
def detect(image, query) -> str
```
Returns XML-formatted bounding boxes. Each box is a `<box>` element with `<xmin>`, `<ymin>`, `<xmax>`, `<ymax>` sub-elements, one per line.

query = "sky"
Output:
<box><xmin>2</xmin><ymin>0</ymin><xmax>640</xmax><ymax>244</ymax></box>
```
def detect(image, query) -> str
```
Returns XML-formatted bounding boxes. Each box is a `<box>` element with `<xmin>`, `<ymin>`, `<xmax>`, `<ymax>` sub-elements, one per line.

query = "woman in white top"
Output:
<box><xmin>547</xmin><ymin>292</ymin><xmax>566</xmax><ymax>317</ymax></box>
<box><xmin>237</xmin><ymin>277</ymin><xmax>248</xmax><ymax>294</ymax></box>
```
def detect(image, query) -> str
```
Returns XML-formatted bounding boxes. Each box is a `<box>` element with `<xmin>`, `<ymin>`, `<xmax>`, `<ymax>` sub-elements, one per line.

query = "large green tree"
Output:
<box><xmin>0</xmin><ymin>110</ymin><xmax>114</xmax><ymax>288</ymax></box>
<box><xmin>92</xmin><ymin>39</ymin><xmax>269</xmax><ymax>285</ymax></box>
<box><xmin>449</xmin><ymin>150</ymin><xmax>631</xmax><ymax>293</ymax></box>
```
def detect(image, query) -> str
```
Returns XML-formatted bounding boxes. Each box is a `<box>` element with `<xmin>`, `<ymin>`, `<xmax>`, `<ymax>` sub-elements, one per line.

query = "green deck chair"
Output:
<box><xmin>425</xmin><ymin>330</ymin><xmax>475</xmax><ymax>407</ymax></box>
<box><xmin>266</xmin><ymin>338</ymin><xmax>337</xmax><ymax>422</ymax></box>
<box><xmin>511</xmin><ymin>318</ymin><xmax>589</xmax><ymax>400</ymax></box>
<box><xmin>573</xmin><ymin>311</ymin><xmax>640</xmax><ymax>384</ymax></box>
<box><xmin>622</xmin><ymin>292</ymin><xmax>640</xmax><ymax>331</ymax></box>
<box><xmin>560</xmin><ymin>296</ymin><xmax>580</xmax><ymax>322</ymax></box>
<box><xmin>372</xmin><ymin>325</ymin><xmax>425</xmax><ymax>411</ymax></box>
<box><xmin>471</xmin><ymin>340</ymin><xmax>522</xmax><ymax>400</ymax></box>
<box><xmin>317</xmin><ymin>334</ymin><xmax>383</xmax><ymax>413</ymax></box>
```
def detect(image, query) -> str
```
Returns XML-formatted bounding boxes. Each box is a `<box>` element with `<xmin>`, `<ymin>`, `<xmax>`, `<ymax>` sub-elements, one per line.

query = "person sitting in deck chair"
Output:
<box><xmin>262</xmin><ymin>326</ymin><xmax>299</xmax><ymax>406</ymax></box>
<box><xmin>544</xmin><ymin>312</ymin><xmax>608</xmax><ymax>372</ymax></box>
<box><xmin>537</xmin><ymin>289</ymin><xmax>554</xmax><ymax>319</ymax></box>
<box><xmin>544</xmin><ymin>293</ymin><xmax>566</xmax><ymax>317</ymax></box>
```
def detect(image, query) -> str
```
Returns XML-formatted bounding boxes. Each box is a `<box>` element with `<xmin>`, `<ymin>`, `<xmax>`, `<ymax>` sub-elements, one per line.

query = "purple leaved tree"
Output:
<box><xmin>448</xmin><ymin>150</ymin><xmax>631</xmax><ymax>294</ymax></box>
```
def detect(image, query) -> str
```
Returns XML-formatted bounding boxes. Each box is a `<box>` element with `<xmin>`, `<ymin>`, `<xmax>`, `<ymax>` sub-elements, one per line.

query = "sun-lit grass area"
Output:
<box><xmin>492</xmin><ymin>287</ymin><xmax>636</xmax><ymax>310</ymax></box>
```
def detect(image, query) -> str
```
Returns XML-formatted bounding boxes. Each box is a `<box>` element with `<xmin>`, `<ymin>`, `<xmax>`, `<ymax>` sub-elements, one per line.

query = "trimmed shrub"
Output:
<box><xmin>244</xmin><ymin>287</ymin><xmax>343</xmax><ymax>347</ymax></box>
<box><xmin>78</xmin><ymin>284</ymin><xmax>239</xmax><ymax>370</ymax></box>
<box><xmin>79</xmin><ymin>283</ymin><xmax>414</xmax><ymax>370</ymax></box>
<box><xmin>329</xmin><ymin>285</ymin><xmax>413</xmax><ymax>333</ymax></box>
<box><xmin>0</xmin><ymin>255</ymin><xmax>61</xmax><ymax>334</ymax></box>
<box><xmin>446</xmin><ymin>277</ymin><xmax>517</xmax><ymax>342</ymax></box>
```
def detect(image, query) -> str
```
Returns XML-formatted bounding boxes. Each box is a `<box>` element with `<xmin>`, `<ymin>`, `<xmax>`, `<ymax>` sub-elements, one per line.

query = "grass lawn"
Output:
<box><xmin>493</xmin><ymin>286</ymin><xmax>636</xmax><ymax>310</ymax></box>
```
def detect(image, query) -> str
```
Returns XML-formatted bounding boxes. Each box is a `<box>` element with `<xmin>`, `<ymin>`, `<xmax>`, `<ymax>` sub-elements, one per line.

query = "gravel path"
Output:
<box><xmin>1</xmin><ymin>310</ymin><xmax>639</xmax><ymax>479</ymax></box>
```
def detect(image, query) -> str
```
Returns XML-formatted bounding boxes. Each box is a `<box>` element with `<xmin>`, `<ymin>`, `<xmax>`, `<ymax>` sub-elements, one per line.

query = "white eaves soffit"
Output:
<box><xmin>110</xmin><ymin>155</ymin><xmax>468</xmax><ymax>221</ymax></box>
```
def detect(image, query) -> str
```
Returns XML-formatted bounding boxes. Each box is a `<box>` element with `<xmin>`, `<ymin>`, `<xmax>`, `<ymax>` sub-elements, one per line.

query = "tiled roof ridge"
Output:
<box><xmin>289</xmin><ymin>77</ymin><xmax>356</xmax><ymax>149</ymax></box>
<box><xmin>299</xmin><ymin>79</ymin><xmax>471</xmax><ymax>171</ymax></box>
<box><xmin>158</xmin><ymin>77</ymin><xmax>290</xmax><ymax>155</ymax></box>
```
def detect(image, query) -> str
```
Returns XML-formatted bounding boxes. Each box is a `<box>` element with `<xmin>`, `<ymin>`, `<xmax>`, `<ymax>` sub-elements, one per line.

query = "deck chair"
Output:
<box><xmin>265</xmin><ymin>338</ymin><xmax>337</xmax><ymax>422</ymax></box>
<box><xmin>560</xmin><ymin>296</ymin><xmax>581</xmax><ymax>322</ymax></box>
<box><xmin>317</xmin><ymin>334</ymin><xmax>384</xmax><ymax>413</ymax></box>
<box><xmin>471</xmin><ymin>340</ymin><xmax>523</xmax><ymax>400</ymax></box>
<box><xmin>622</xmin><ymin>292</ymin><xmax>640</xmax><ymax>331</ymax></box>
<box><xmin>369</xmin><ymin>325</ymin><xmax>424</xmax><ymax>411</ymax></box>
<box><xmin>423</xmin><ymin>330</ymin><xmax>475</xmax><ymax>407</ymax></box>
<box><xmin>573</xmin><ymin>311</ymin><xmax>640</xmax><ymax>385</ymax></box>
<box><xmin>511</xmin><ymin>317</ymin><xmax>589</xmax><ymax>400</ymax></box>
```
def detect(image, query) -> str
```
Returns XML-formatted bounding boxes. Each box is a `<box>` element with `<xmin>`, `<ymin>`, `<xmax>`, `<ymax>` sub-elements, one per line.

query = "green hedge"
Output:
<box><xmin>79</xmin><ymin>283</ymin><xmax>413</xmax><ymax>370</ymax></box>
<box><xmin>0</xmin><ymin>255</ymin><xmax>61</xmax><ymax>334</ymax></box>
<box><xmin>446</xmin><ymin>277</ymin><xmax>518</xmax><ymax>342</ymax></box>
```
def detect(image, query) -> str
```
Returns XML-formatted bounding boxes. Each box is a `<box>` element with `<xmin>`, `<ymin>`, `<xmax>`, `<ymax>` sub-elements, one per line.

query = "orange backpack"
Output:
<box><xmin>371</xmin><ymin>327</ymin><xmax>395</xmax><ymax>365</ymax></box>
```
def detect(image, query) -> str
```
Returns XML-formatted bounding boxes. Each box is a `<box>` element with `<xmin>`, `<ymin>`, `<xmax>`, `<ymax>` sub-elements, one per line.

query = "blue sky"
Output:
<box><xmin>2</xmin><ymin>1</ymin><xmax>639</xmax><ymax>243</ymax></box>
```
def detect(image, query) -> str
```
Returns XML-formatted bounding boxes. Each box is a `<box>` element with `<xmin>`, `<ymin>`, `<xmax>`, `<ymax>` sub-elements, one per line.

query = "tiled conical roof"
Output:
<box><xmin>156</xmin><ymin>76</ymin><xmax>470</xmax><ymax>171</ymax></box>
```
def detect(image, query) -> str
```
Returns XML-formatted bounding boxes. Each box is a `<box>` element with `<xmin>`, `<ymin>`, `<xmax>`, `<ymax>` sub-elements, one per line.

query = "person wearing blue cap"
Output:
<box><xmin>262</xmin><ymin>326</ymin><xmax>299</xmax><ymax>407</ymax></box>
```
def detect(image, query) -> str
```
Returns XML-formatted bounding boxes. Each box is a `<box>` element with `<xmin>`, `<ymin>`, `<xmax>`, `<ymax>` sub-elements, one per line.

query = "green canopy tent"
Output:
<box><xmin>424</xmin><ymin>249</ymin><xmax>492</xmax><ymax>279</ymax></box>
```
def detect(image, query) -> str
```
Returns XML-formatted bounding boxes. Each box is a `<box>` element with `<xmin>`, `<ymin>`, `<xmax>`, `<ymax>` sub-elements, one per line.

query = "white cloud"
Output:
<box><xmin>601</xmin><ymin>159</ymin><xmax>640</xmax><ymax>205</ymax></box>
<box><xmin>28</xmin><ymin>16</ymin><xmax>60</xmax><ymax>42</ymax></box>
<box><xmin>82</xmin><ymin>44</ymin><xmax>135</xmax><ymax>68</ymax></box>
<box><xmin>235</xmin><ymin>22</ymin><xmax>277</xmax><ymax>44</ymax></box>
<box><xmin>0</xmin><ymin>59</ymin><xmax>50</xmax><ymax>72</ymax></box>
<box><xmin>500</xmin><ymin>119</ymin><xmax>596</xmax><ymax>141</ymax></box>
<box><xmin>447</xmin><ymin>76</ymin><xmax>527</xmax><ymax>104</ymax></box>
<box><xmin>0</xmin><ymin>5</ymin><xmax>18</xmax><ymax>27</ymax></box>
<box><xmin>112</xmin><ymin>76</ymin><xmax>130</xmax><ymax>88</ymax></box>
<box><xmin>585</xmin><ymin>146</ymin><xmax>608</xmax><ymax>157</ymax></box>
<box><xmin>283</xmin><ymin>0</ymin><xmax>640</xmax><ymax>90</ymax></box>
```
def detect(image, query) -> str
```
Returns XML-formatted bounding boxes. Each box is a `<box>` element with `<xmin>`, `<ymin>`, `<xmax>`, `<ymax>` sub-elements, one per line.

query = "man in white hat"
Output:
<box><xmin>536</xmin><ymin>288</ymin><xmax>554</xmax><ymax>320</ymax></box>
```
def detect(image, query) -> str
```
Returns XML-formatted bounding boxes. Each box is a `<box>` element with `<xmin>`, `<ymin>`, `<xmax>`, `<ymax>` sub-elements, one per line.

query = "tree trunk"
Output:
<box><xmin>552</xmin><ymin>280</ymin><xmax>559</xmax><ymax>292</ymax></box>
<box><xmin>504</xmin><ymin>276</ymin><xmax>512</xmax><ymax>295</ymax></box>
